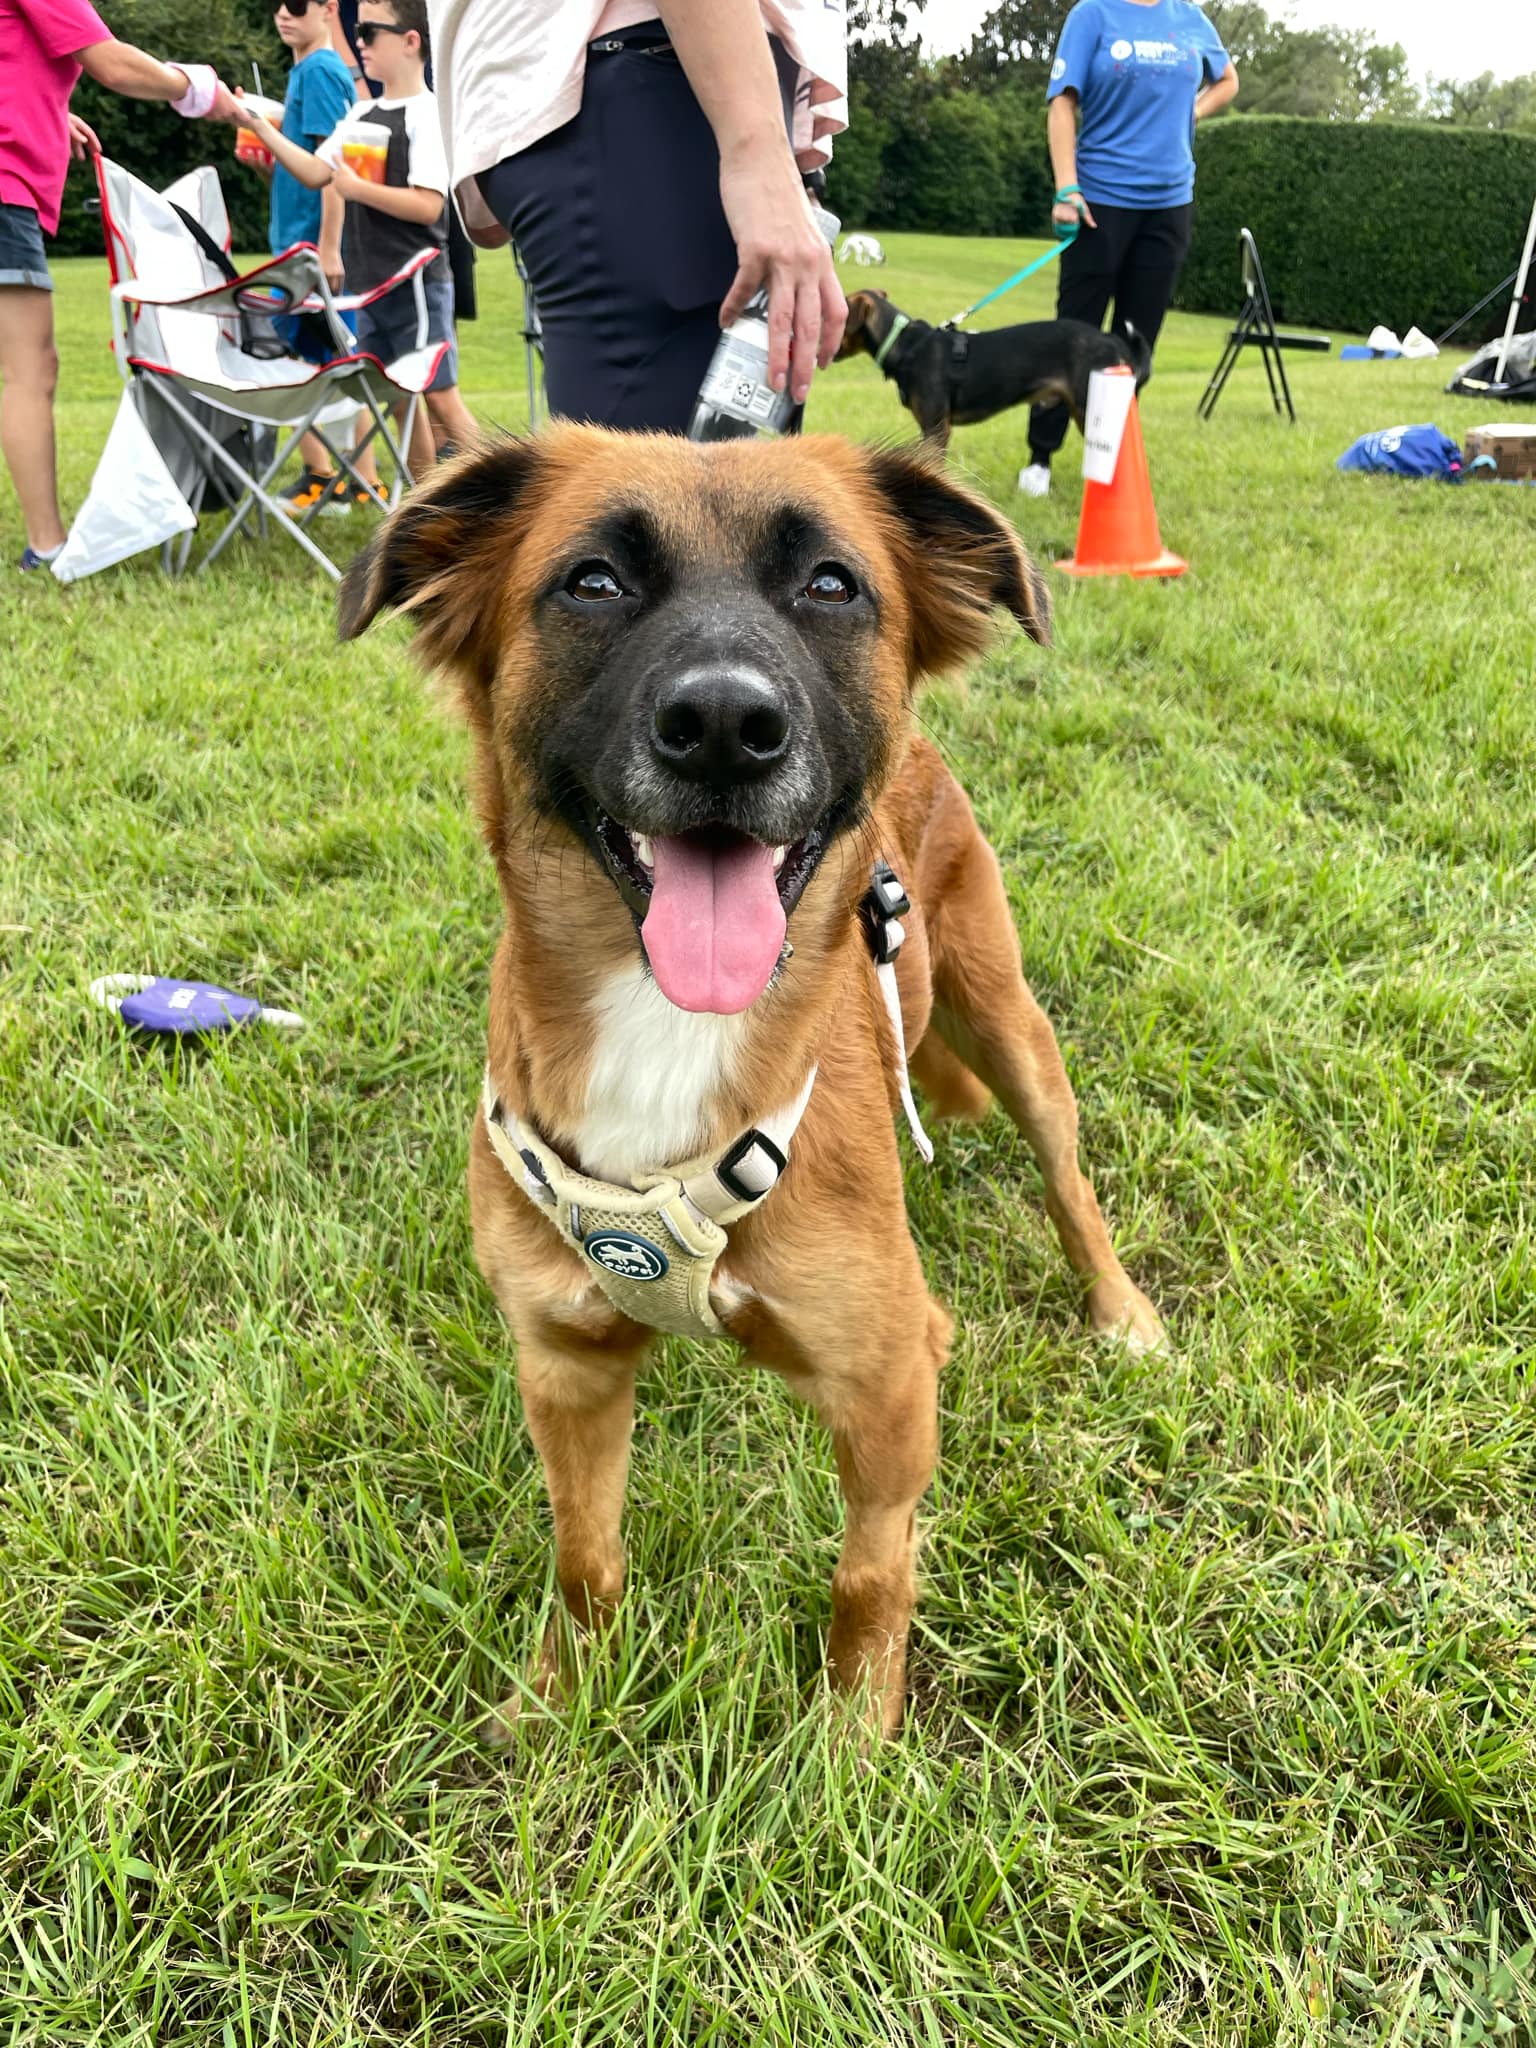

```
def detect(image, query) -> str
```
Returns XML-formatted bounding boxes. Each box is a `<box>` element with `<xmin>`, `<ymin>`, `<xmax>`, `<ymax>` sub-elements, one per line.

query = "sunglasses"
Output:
<box><xmin>273</xmin><ymin>1</ymin><xmax>324</xmax><ymax>14</ymax></box>
<box><xmin>354</xmin><ymin>20</ymin><xmax>412</xmax><ymax>42</ymax></box>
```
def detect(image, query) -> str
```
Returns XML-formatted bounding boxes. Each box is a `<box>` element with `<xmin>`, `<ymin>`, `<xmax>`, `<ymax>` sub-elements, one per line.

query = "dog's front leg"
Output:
<box><xmin>803</xmin><ymin>1295</ymin><xmax>950</xmax><ymax>1736</ymax></box>
<box><xmin>489</xmin><ymin>1335</ymin><xmax>644</xmax><ymax>1731</ymax></box>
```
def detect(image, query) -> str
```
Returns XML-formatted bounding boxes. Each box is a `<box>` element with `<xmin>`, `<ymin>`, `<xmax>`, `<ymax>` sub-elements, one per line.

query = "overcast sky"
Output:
<box><xmin>917</xmin><ymin>1</ymin><xmax>1536</xmax><ymax>87</ymax></box>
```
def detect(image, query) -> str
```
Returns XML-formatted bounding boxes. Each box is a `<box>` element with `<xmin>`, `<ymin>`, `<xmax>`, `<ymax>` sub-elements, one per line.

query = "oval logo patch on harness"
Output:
<box><xmin>584</xmin><ymin>1230</ymin><xmax>669</xmax><ymax>1282</ymax></box>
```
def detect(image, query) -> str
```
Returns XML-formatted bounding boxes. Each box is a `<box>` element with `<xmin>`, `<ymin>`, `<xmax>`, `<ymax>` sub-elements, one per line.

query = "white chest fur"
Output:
<box><xmin>571</xmin><ymin>962</ymin><xmax>752</xmax><ymax>1183</ymax></box>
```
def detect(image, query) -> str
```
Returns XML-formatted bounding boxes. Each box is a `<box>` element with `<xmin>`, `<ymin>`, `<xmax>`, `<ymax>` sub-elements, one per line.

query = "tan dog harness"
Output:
<box><xmin>483</xmin><ymin>1068</ymin><xmax>816</xmax><ymax>1339</ymax></box>
<box><xmin>482</xmin><ymin>861</ymin><xmax>931</xmax><ymax>1341</ymax></box>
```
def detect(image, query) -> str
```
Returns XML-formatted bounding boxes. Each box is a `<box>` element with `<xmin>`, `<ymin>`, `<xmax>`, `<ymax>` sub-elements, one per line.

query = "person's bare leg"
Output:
<box><xmin>425</xmin><ymin>385</ymin><xmax>477</xmax><ymax>452</ymax></box>
<box><xmin>402</xmin><ymin>397</ymin><xmax>435</xmax><ymax>481</ymax></box>
<box><xmin>298</xmin><ymin>429</ymin><xmax>334</xmax><ymax>477</ymax></box>
<box><xmin>351</xmin><ymin>406</ymin><xmax>380</xmax><ymax>490</ymax></box>
<box><xmin>0</xmin><ymin>287</ymin><xmax>66</xmax><ymax>551</ymax></box>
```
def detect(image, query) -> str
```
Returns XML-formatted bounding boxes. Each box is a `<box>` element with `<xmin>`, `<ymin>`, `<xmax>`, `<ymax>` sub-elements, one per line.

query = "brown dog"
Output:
<box><xmin>339</xmin><ymin>424</ymin><xmax>1162</xmax><ymax>1739</ymax></box>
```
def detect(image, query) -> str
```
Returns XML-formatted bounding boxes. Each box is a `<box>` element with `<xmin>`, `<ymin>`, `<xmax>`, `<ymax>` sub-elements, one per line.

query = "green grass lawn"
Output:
<box><xmin>4</xmin><ymin>230</ymin><xmax>1536</xmax><ymax>2045</ymax></box>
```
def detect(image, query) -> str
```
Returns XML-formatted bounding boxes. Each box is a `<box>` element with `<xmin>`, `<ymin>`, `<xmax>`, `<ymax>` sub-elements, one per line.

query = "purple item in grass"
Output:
<box><xmin>117</xmin><ymin>979</ymin><xmax>264</xmax><ymax>1034</ymax></box>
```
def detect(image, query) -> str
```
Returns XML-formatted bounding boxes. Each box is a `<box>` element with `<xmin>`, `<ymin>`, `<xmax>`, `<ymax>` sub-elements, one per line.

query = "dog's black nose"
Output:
<box><xmin>651</xmin><ymin>670</ymin><xmax>790</xmax><ymax>786</ymax></box>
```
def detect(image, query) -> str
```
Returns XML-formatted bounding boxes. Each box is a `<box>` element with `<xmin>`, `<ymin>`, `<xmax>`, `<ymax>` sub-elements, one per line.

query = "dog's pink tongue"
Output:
<box><xmin>641</xmin><ymin>834</ymin><xmax>786</xmax><ymax>1014</ymax></box>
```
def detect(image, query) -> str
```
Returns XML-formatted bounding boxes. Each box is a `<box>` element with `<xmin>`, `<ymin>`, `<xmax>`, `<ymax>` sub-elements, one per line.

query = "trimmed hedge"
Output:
<box><xmin>1179</xmin><ymin>116</ymin><xmax>1536</xmax><ymax>341</ymax></box>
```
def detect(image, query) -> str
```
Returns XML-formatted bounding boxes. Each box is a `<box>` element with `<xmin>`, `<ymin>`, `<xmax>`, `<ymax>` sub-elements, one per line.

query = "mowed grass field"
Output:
<box><xmin>4</xmin><ymin>227</ymin><xmax>1536</xmax><ymax>2045</ymax></box>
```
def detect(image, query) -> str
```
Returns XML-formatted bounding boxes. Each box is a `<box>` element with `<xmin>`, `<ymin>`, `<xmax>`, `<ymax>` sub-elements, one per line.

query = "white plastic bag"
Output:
<box><xmin>52</xmin><ymin>390</ymin><xmax>196</xmax><ymax>584</ymax></box>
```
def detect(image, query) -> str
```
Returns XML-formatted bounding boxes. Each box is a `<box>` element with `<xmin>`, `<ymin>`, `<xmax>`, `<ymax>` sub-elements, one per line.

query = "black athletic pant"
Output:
<box><xmin>479</xmin><ymin>24</ymin><xmax>799</xmax><ymax>433</ymax></box>
<box><xmin>1028</xmin><ymin>201</ymin><xmax>1193</xmax><ymax>464</ymax></box>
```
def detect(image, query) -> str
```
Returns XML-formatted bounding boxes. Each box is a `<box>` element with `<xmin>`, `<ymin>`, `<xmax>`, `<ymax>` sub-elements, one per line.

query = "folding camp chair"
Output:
<box><xmin>82</xmin><ymin>156</ymin><xmax>446</xmax><ymax>580</ymax></box>
<box><xmin>1198</xmin><ymin>228</ymin><xmax>1330</xmax><ymax>424</ymax></box>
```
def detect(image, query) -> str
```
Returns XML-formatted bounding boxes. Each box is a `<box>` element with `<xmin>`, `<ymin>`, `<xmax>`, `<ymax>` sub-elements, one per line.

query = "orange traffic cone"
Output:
<box><xmin>1058</xmin><ymin>389</ymin><xmax>1187</xmax><ymax>579</ymax></box>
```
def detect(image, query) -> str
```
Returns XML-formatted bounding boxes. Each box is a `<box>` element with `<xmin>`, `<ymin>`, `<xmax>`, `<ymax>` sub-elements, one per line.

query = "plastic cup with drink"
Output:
<box><xmin>234</xmin><ymin>92</ymin><xmax>284</xmax><ymax>170</ymax></box>
<box><xmin>337</xmin><ymin>121</ymin><xmax>389</xmax><ymax>185</ymax></box>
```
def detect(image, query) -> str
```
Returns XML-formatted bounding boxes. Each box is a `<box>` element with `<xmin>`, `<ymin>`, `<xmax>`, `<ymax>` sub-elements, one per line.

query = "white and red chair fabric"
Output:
<box><xmin>55</xmin><ymin>157</ymin><xmax>448</xmax><ymax>583</ymax></box>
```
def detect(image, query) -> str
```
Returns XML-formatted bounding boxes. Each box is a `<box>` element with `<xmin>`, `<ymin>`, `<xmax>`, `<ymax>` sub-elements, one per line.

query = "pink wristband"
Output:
<box><xmin>170</xmin><ymin>64</ymin><xmax>218</xmax><ymax>118</ymax></box>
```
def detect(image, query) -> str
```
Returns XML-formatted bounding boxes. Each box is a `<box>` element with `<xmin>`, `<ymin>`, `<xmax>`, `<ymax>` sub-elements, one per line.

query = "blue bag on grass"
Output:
<box><xmin>1336</xmin><ymin>424</ymin><xmax>1463</xmax><ymax>480</ymax></box>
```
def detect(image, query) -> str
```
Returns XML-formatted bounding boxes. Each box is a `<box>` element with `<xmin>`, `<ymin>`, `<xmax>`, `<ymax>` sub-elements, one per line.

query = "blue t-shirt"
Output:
<box><xmin>269</xmin><ymin>46</ymin><xmax>355</xmax><ymax>255</ymax></box>
<box><xmin>1048</xmin><ymin>0</ymin><xmax>1229</xmax><ymax>210</ymax></box>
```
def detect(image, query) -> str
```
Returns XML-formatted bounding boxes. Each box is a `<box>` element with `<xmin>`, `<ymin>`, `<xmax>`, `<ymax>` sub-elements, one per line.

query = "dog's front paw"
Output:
<box><xmin>826</xmin><ymin>1623</ymin><xmax>910</xmax><ymax>1743</ymax></box>
<box><xmin>477</xmin><ymin>1625</ymin><xmax>574</xmax><ymax>1749</ymax></box>
<box><xmin>1088</xmin><ymin>1279</ymin><xmax>1168</xmax><ymax>1355</ymax></box>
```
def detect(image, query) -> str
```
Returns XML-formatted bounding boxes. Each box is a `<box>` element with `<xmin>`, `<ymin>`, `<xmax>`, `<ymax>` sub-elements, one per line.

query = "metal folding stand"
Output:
<box><xmin>513</xmin><ymin>243</ymin><xmax>546</xmax><ymax>430</ymax></box>
<box><xmin>1492</xmin><ymin>193</ymin><xmax>1536</xmax><ymax>386</ymax></box>
<box><xmin>1198</xmin><ymin>228</ymin><xmax>1330</xmax><ymax>424</ymax></box>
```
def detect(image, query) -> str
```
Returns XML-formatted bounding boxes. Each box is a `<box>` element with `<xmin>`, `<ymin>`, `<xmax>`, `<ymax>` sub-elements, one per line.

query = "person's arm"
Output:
<box><xmin>236</xmin><ymin>103</ymin><xmax>332</xmax><ymax>189</ymax></box>
<box><xmin>318</xmin><ymin>184</ymin><xmax>345</xmax><ymax>288</ymax></box>
<box><xmin>329</xmin><ymin>165</ymin><xmax>442</xmax><ymax>225</ymax></box>
<box><xmin>1195</xmin><ymin>63</ymin><xmax>1239</xmax><ymax>121</ymax></box>
<box><xmin>1045</xmin><ymin>4</ymin><xmax>1097</xmax><ymax>232</ymax></box>
<box><xmin>328</xmin><ymin>16</ymin><xmax>368</xmax><ymax>100</ymax></box>
<box><xmin>74</xmin><ymin>39</ymin><xmax>189</xmax><ymax>100</ymax></box>
<box><xmin>67</xmin><ymin>109</ymin><xmax>102</xmax><ymax>157</ymax></box>
<box><xmin>655</xmin><ymin>0</ymin><xmax>844</xmax><ymax>404</ymax></box>
<box><xmin>1047</xmin><ymin>92</ymin><xmax>1096</xmax><ymax>231</ymax></box>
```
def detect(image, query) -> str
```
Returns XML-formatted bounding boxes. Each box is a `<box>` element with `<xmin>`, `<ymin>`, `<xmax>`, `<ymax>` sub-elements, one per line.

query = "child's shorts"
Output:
<box><xmin>277</xmin><ymin>306</ymin><xmax>357</xmax><ymax>363</ymax></box>
<box><xmin>0</xmin><ymin>203</ymin><xmax>51</xmax><ymax>291</ymax></box>
<box><xmin>356</xmin><ymin>274</ymin><xmax>458</xmax><ymax>392</ymax></box>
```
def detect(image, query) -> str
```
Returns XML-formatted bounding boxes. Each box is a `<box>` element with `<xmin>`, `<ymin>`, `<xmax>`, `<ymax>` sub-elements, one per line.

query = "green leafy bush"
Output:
<box><xmin>54</xmin><ymin>0</ymin><xmax>281</xmax><ymax>255</ymax></box>
<box><xmin>829</xmin><ymin>85</ymin><xmax>1052</xmax><ymax>238</ymax></box>
<box><xmin>1180</xmin><ymin>116</ymin><xmax>1536</xmax><ymax>339</ymax></box>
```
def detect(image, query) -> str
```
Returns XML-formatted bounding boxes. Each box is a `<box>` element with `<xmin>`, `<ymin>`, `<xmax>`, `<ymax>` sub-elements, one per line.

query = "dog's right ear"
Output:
<box><xmin>337</xmin><ymin>435</ymin><xmax>546</xmax><ymax>685</ymax></box>
<box><xmin>865</xmin><ymin>442</ymin><xmax>1052</xmax><ymax>674</ymax></box>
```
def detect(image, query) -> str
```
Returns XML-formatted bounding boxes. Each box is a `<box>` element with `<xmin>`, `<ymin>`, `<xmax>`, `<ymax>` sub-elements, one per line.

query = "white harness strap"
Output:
<box><xmin>481</xmin><ymin>857</ymin><xmax>931</xmax><ymax>1339</ymax></box>
<box><xmin>862</xmin><ymin>862</ymin><xmax>934</xmax><ymax>1164</ymax></box>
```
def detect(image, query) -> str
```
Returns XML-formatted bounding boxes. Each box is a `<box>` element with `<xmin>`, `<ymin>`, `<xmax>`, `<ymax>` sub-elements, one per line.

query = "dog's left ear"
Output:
<box><xmin>864</xmin><ymin>444</ymin><xmax>1052</xmax><ymax>676</ymax></box>
<box><xmin>337</xmin><ymin>435</ymin><xmax>547</xmax><ymax>687</ymax></box>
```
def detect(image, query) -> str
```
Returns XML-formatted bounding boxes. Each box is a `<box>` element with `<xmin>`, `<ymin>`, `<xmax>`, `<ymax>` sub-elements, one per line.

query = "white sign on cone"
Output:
<box><xmin>1081</xmin><ymin>366</ymin><xmax>1137</xmax><ymax>486</ymax></box>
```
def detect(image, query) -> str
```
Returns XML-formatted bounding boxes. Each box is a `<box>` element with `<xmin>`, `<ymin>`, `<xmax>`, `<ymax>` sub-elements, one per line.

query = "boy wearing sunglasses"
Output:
<box><xmin>252</xmin><ymin>0</ymin><xmax>354</xmax><ymax>513</ymax></box>
<box><xmin>228</xmin><ymin>0</ymin><xmax>475</xmax><ymax>483</ymax></box>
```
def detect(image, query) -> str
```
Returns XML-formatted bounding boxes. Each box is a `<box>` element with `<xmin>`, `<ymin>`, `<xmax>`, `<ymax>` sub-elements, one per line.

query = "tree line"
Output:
<box><xmin>832</xmin><ymin>0</ymin><xmax>1536</xmax><ymax>231</ymax></box>
<box><xmin>52</xmin><ymin>0</ymin><xmax>1536</xmax><ymax>254</ymax></box>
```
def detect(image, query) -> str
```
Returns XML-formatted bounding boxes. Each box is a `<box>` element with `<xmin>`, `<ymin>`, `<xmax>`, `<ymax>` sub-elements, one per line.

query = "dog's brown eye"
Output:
<box><xmin>805</xmin><ymin>564</ymin><xmax>856</xmax><ymax>604</ymax></box>
<box><xmin>567</xmin><ymin>561</ymin><xmax>625</xmax><ymax>602</ymax></box>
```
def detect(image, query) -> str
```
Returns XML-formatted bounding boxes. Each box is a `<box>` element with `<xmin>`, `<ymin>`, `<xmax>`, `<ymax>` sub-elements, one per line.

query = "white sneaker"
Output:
<box><xmin>1017</xmin><ymin>463</ymin><xmax>1051</xmax><ymax>498</ymax></box>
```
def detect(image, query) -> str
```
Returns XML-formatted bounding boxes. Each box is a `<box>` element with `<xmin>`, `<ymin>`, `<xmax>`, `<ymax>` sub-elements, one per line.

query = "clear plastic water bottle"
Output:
<box><xmin>688</xmin><ymin>204</ymin><xmax>839</xmax><ymax>442</ymax></box>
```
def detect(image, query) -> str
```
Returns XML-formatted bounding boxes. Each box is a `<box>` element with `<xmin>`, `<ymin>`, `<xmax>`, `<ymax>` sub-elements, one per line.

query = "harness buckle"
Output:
<box><xmin>860</xmin><ymin>859</ymin><xmax>910</xmax><ymax>963</ymax></box>
<box><xmin>715</xmin><ymin>1126</ymin><xmax>788</xmax><ymax>1204</ymax></box>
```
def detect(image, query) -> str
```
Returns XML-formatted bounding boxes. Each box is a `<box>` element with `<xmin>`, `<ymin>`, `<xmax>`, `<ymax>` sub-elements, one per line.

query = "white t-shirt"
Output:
<box><xmin>317</xmin><ymin>89</ymin><xmax>451</xmax><ymax>290</ymax></box>
<box><xmin>428</xmin><ymin>0</ymin><xmax>848</xmax><ymax>246</ymax></box>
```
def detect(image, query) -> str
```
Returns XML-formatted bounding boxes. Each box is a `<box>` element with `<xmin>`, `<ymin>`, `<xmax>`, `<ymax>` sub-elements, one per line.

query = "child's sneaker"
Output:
<box><xmin>331</xmin><ymin>477</ymin><xmax>387</xmax><ymax>512</ymax></box>
<box><xmin>283</xmin><ymin>468</ymin><xmax>347</xmax><ymax>516</ymax></box>
<box><xmin>19</xmin><ymin>543</ymin><xmax>63</xmax><ymax>571</ymax></box>
<box><xmin>1017</xmin><ymin>463</ymin><xmax>1051</xmax><ymax>498</ymax></box>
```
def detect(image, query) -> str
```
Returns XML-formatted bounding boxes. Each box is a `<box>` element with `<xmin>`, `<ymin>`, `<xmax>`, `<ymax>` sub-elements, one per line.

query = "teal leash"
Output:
<box><xmin>941</xmin><ymin>210</ymin><xmax>1081</xmax><ymax>329</ymax></box>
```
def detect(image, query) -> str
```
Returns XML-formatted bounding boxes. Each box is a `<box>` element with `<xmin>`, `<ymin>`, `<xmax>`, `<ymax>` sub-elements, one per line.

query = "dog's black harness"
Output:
<box><xmin>944</xmin><ymin>327</ymin><xmax>972</xmax><ymax>405</ymax></box>
<box><xmin>871</xmin><ymin>314</ymin><xmax>974</xmax><ymax>410</ymax></box>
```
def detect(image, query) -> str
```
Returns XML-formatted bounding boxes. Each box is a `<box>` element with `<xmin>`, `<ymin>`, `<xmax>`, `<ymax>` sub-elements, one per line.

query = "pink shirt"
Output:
<box><xmin>0</xmin><ymin>0</ymin><xmax>111</xmax><ymax>234</ymax></box>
